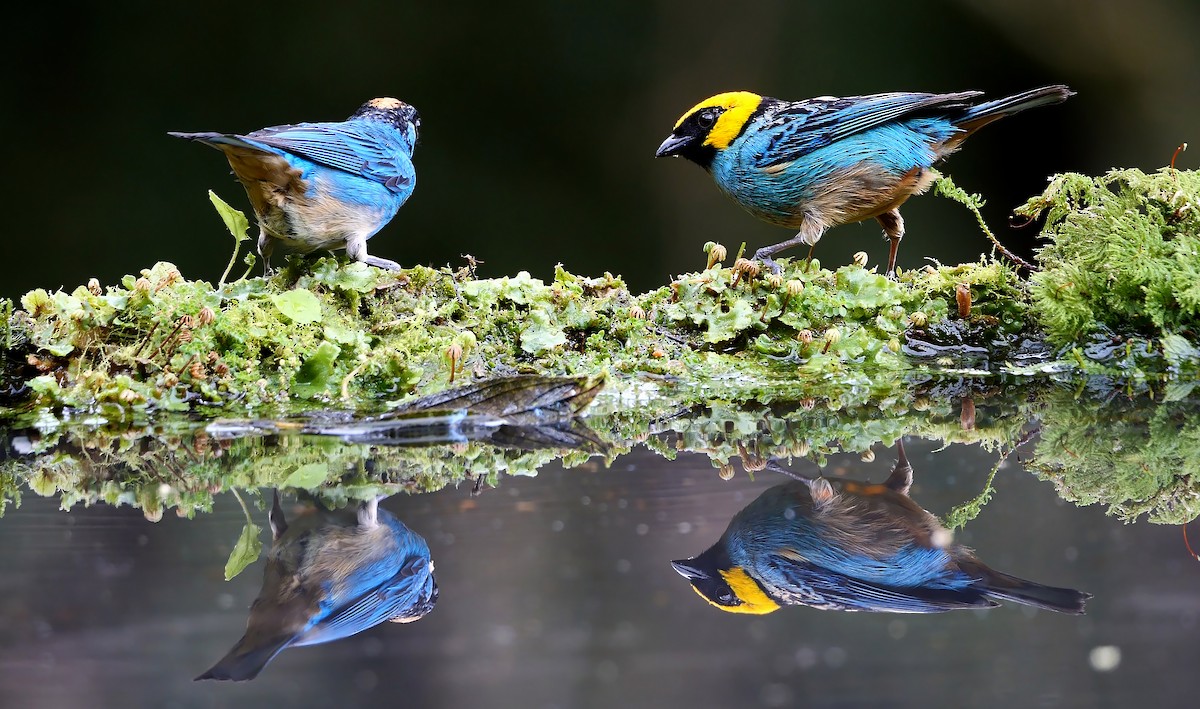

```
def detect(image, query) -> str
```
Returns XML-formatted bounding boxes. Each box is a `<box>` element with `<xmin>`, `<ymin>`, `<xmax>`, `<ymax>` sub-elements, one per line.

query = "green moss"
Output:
<box><xmin>1</xmin><ymin>252</ymin><xmax>1023</xmax><ymax>420</ymax></box>
<box><xmin>1020</xmin><ymin>168</ymin><xmax>1200</xmax><ymax>345</ymax></box>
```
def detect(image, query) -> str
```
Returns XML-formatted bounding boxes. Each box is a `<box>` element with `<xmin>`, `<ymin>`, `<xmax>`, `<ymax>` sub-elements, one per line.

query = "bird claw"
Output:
<box><xmin>361</xmin><ymin>255</ymin><xmax>402</xmax><ymax>271</ymax></box>
<box><xmin>752</xmin><ymin>251</ymin><xmax>783</xmax><ymax>275</ymax></box>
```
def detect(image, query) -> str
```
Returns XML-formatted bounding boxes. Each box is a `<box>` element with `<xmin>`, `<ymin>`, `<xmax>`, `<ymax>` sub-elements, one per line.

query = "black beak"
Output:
<box><xmin>655</xmin><ymin>134</ymin><xmax>693</xmax><ymax>158</ymax></box>
<box><xmin>671</xmin><ymin>559</ymin><xmax>709</xmax><ymax>580</ymax></box>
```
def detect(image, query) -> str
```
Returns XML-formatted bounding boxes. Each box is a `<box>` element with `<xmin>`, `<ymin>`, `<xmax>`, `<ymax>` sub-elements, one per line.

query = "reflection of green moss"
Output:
<box><xmin>1</xmin><ymin>424</ymin><xmax>619</xmax><ymax>521</ymax></box>
<box><xmin>0</xmin><ymin>379</ymin><xmax>1026</xmax><ymax>518</ymax></box>
<box><xmin>3</xmin><ymin>380</ymin><xmax>1198</xmax><ymax>525</ymax></box>
<box><xmin>1028</xmin><ymin>390</ymin><xmax>1200</xmax><ymax>524</ymax></box>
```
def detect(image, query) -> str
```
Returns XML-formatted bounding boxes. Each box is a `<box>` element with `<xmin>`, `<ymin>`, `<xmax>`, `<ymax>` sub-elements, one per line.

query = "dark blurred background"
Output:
<box><xmin>2</xmin><ymin>0</ymin><xmax>1196</xmax><ymax>297</ymax></box>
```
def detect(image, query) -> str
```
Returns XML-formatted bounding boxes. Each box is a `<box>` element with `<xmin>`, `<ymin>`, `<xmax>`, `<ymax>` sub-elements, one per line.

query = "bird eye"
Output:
<box><xmin>696</xmin><ymin>109</ymin><xmax>718</xmax><ymax>130</ymax></box>
<box><xmin>718</xmin><ymin>591</ymin><xmax>735</xmax><ymax>604</ymax></box>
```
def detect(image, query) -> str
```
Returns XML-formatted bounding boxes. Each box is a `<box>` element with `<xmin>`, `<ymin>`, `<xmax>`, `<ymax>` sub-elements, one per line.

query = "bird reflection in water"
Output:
<box><xmin>672</xmin><ymin>441</ymin><xmax>1088</xmax><ymax>615</ymax></box>
<box><xmin>197</xmin><ymin>492</ymin><xmax>437</xmax><ymax>681</ymax></box>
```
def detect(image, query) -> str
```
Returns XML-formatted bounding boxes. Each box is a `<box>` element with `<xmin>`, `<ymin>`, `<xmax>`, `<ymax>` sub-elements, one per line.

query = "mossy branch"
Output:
<box><xmin>933</xmin><ymin>175</ymin><xmax>1037</xmax><ymax>271</ymax></box>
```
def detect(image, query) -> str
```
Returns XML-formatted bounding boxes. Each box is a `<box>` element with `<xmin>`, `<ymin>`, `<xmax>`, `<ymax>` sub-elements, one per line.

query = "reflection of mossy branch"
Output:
<box><xmin>942</xmin><ymin>444</ymin><xmax>1007</xmax><ymax>530</ymax></box>
<box><xmin>942</xmin><ymin>427</ymin><xmax>1038</xmax><ymax>530</ymax></box>
<box><xmin>1027</xmin><ymin>390</ymin><xmax>1200</xmax><ymax>524</ymax></box>
<box><xmin>2</xmin><ymin>379</ymin><xmax>1198</xmax><ymax>525</ymax></box>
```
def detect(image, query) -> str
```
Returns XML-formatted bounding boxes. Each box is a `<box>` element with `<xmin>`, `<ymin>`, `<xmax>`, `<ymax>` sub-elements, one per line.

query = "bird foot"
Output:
<box><xmin>751</xmin><ymin>250</ymin><xmax>783</xmax><ymax>275</ymax></box>
<box><xmin>360</xmin><ymin>255</ymin><xmax>402</xmax><ymax>271</ymax></box>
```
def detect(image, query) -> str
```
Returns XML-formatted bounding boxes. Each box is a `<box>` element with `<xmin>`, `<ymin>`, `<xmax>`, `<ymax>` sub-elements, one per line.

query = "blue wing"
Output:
<box><xmin>245</xmin><ymin>121</ymin><xmax>415</xmax><ymax>193</ymax></box>
<box><xmin>768</xmin><ymin>553</ymin><xmax>996</xmax><ymax>613</ymax></box>
<box><xmin>754</xmin><ymin>91</ymin><xmax>981</xmax><ymax>168</ymax></box>
<box><xmin>293</xmin><ymin>556</ymin><xmax>433</xmax><ymax>646</ymax></box>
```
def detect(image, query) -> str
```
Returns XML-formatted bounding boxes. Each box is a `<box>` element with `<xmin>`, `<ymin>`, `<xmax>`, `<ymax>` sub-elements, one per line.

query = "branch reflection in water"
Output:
<box><xmin>196</xmin><ymin>374</ymin><xmax>607</xmax><ymax>681</ymax></box>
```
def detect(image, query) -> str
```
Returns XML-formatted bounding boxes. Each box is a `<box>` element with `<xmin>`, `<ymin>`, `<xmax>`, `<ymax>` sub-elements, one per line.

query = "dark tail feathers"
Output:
<box><xmin>168</xmin><ymin>131</ymin><xmax>263</xmax><ymax>153</ymax></box>
<box><xmin>957</xmin><ymin>85</ymin><xmax>1074</xmax><ymax>128</ymax></box>
<box><xmin>968</xmin><ymin>563</ymin><xmax>1090</xmax><ymax>615</ymax></box>
<box><xmin>194</xmin><ymin>634</ymin><xmax>292</xmax><ymax>682</ymax></box>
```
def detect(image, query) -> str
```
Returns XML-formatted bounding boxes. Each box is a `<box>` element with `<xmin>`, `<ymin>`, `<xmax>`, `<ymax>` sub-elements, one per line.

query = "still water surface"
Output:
<box><xmin>0</xmin><ymin>432</ymin><xmax>1195</xmax><ymax>709</ymax></box>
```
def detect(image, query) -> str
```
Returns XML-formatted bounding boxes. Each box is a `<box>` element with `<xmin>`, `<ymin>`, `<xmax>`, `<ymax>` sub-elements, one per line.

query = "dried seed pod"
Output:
<box><xmin>188</xmin><ymin>359</ymin><xmax>207</xmax><ymax>380</ymax></box>
<box><xmin>796</xmin><ymin>329</ymin><xmax>814</xmax><ymax>344</ymax></box>
<box><xmin>960</xmin><ymin>397</ymin><xmax>976</xmax><ymax>431</ymax></box>
<box><xmin>629</xmin><ymin>304</ymin><xmax>647</xmax><ymax>320</ymax></box>
<box><xmin>765</xmin><ymin>273</ymin><xmax>783</xmax><ymax>290</ymax></box>
<box><xmin>156</xmin><ymin>267</ymin><xmax>183</xmax><ymax>290</ymax></box>
<box><xmin>87</xmin><ymin>278</ymin><xmax>102</xmax><ymax>296</ymax></box>
<box><xmin>718</xmin><ymin>463</ymin><xmax>736</xmax><ymax>481</ymax></box>
<box><xmin>133</xmin><ymin>277</ymin><xmax>153</xmax><ymax>294</ymax></box>
<box><xmin>214</xmin><ymin>362</ymin><xmax>230</xmax><ymax>377</ymax></box>
<box><xmin>445</xmin><ymin>343</ymin><xmax>464</xmax><ymax>383</ymax></box>
<box><xmin>704</xmin><ymin>242</ymin><xmax>728</xmax><ymax>269</ymax></box>
<box><xmin>785</xmin><ymin>279</ymin><xmax>805</xmax><ymax>297</ymax></box>
<box><xmin>731</xmin><ymin>258</ymin><xmax>761</xmax><ymax>286</ymax></box>
<box><xmin>887</xmin><ymin>338</ymin><xmax>901</xmax><ymax>353</ymax></box>
<box><xmin>852</xmin><ymin>251</ymin><xmax>869</xmax><ymax>268</ymax></box>
<box><xmin>909</xmin><ymin>311</ymin><xmax>928</xmax><ymax>327</ymax></box>
<box><xmin>206</xmin><ymin>351</ymin><xmax>220</xmax><ymax>365</ymax></box>
<box><xmin>196</xmin><ymin>306</ymin><xmax>216</xmax><ymax>326</ymax></box>
<box><xmin>955</xmin><ymin>283</ymin><xmax>972</xmax><ymax>318</ymax></box>
<box><xmin>822</xmin><ymin>327</ymin><xmax>842</xmax><ymax>353</ymax></box>
<box><xmin>860</xmin><ymin>448</ymin><xmax>876</xmax><ymax>463</ymax></box>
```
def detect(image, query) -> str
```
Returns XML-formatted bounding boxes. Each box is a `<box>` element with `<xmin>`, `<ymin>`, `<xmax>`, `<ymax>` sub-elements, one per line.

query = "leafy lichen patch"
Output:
<box><xmin>1</xmin><ymin>256</ymin><xmax>1021</xmax><ymax>420</ymax></box>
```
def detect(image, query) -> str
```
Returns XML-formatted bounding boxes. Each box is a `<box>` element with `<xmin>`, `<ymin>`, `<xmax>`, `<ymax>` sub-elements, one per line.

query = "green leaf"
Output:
<box><xmin>45</xmin><ymin>342</ymin><xmax>75</xmax><ymax>356</ymax></box>
<box><xmin>28</xmin><ymin>375</ymin><xmax>60</xmax><ymax>394</ymax></box>
<box><xmin>208</xmin><ymin>191</ymin><xmax>250</xmax><ymax>243</ymax></box>
<box><xmin>292</xmin><ymin>341</ymin><xmax>341</xmax><ymax>397</ymax></box>
<box><xmin>224</xmin><ymin>522</ymin><xmax>263</xmax><ymax>581</ymax></box>
<box><xmin>704</xmin><ymin>298</ymin><xmax>757</xmax><ymax>343</ymax></box>
<box><xmin>307</xmin><ymin>259</ymin><xmax>380</xmax><ymax>293</ymax></box>
<box><xmin>1162</xmin><ymin>334</ymin><xmax>1200</xmax><ymax>364</ymax></box>
<box><xmin>520</xmin><ymin>309</ymin><xmax>567</xmax><ymax>353</ymax></box>
<box><xmin>221</xmin><ymin>278</ymin><xmax>268</xmax><ymax>301</ymax></box>
<box><xmin>272</xmin><ymin>289</ymin><xmax>323</xmax><ymax>324</ymax></box>
<box><xmin>283</xmin><ymin>462</ymin><xmax>330</xmax><ymax>488</ymax></box>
